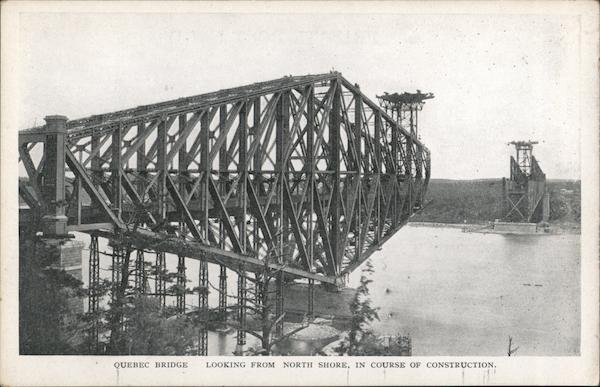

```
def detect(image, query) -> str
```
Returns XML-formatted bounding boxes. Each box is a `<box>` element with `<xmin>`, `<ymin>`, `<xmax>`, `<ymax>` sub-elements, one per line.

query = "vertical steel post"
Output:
<box><xmin>413</xmin><ymin>107</ymin><xmax>423</xmax><ymax>208</ymax></box>
<box><xmin>74</xmin><ymin>175</ymin><xmax>82</xmax><ymax>226</ymax></box>
<box><xmin>407</xmin><ymin>108</ymin><xmax>414</xmax><ymax>214</ymax></box>
<box><xmin>136</xmin><ymin>122</ymin><xmax>147</xmax><ymax>194</ymax></box>
<box><xmin>111</xmin><ymin>124</ymin><xmax>123</xmax><ymax>218</ymax></box>
<box><xmin>177</xmin><ymin>113</ymin><xmax>188</xmax><ymax>315</ymax></box>
<box><xmin>414</xmin><ymin>106</ymin><xmax>419</xmax><ymax>139</ymax></box>
<box><xmin>198</xmin><ymin>108</ymin><xmax>211</xmax><ymax>354</ymax></box>
<box><xmin>307</xmin><ymin>86</ymin><xmax>315</xmax><ymax>272</ymax></box>
<box><xmin>283</xmin><ymin>94</ymin><xmax>290</xmax><ymax>257</ymax></box>
<box><xmin>89</xmin><ymin>122</ymin><xmax>104</xmax><ymax>330</ymax></box>
<box><xmin>157</xmin><ymin>118</ymin><xmax>167</xmax><ymax>223</ymax></box>
<box><xmin>275</xmin><ymin>91</ymin><xmax>289</xmax><ymax>337</ymax></box>
<box><xmin>374</xmin><ymin>111</ymin><xmax>383</xmax><ymax>241</ymax></box>
<box><xmin>237</xmin><ymin>102</ymin><xmax>249</xmax><ymax>348</ymax></box>
<box><xmin>391</xmin><ymin>117</ymin><xmax>399</xmax><ymax>227</ymax></box>
<box><xmin>41</xmin><ymin>115</ymin><xmax>68</xmax><ymax>236</ymax></box>
<box><xmin>330</xmin><ymin>80</ymin><xmax>341</xmax><ymax>271</ymax></box>
<box><xmin>252</xmin><ymin>97</ymin><xmax>261</xmax><ymax>252</ymax></box>
<box><xmin>354</xmin><ymin>91</ymin><xmax>363</xmax><ymax>261</ymax></box>
<box><xmin>200</xmin><ymin>111</ymin><xmax>210</xmax><ymax>241</ymax></box>
<box><xmin>91</xmin><ymin>127</ymin><xmax>101</xmax><ymax>175</ymax></box>
<box><xmin>238</xmin><ymin>102</ymin><xmax>248</xmax><ymax>252</ymax></box>
<box><xmin>276</xmin><ymin>91</ymin><xmax>290</xmax><ymax>261</ymax></box>
<box><xmin>178</xmin><ymin>113</ymin><xmax>188</xmax><ymax>173</ymax></box>
<box><xmin>218</xmin><ymin>105</ymin><xmax>228</xmax><ymax>321</ymax></box>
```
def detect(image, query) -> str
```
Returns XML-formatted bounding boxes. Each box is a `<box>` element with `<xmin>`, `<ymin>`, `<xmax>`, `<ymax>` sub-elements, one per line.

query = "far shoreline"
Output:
<box><xmin>407</xmin><ymin>220</ymin><xmax>581</xmax><ymax>235</ymax></box>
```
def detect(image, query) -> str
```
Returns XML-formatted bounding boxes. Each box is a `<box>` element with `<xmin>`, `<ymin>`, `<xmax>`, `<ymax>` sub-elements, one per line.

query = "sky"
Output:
<box><xmin>16</xmin><ymin>6</ymin><xmax>583</xmax><ymax>179</ymax></box>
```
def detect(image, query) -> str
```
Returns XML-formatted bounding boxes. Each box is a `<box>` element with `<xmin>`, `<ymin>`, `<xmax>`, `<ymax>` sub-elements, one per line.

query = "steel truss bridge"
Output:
<box><xmin>502</xmin><ymin>141</ymin><xmax>548</xmax><ymax>223</ymax></box>
<box><xmin>19</xmin><ymin>72</ymin><xmax>432</xmax><ymax>354</ymax></box>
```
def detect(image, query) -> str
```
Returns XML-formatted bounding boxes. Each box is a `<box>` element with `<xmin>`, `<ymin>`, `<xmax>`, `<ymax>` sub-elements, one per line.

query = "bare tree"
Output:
<box><xmin>507</xmin><ymin>336</ymin><xmax>519</xmax><ymax>356</ymax></box>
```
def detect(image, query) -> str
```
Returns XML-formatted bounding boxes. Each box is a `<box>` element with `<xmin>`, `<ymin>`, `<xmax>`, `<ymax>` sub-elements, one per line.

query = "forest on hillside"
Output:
<box><xmin>411</xmin><ymin>179</ymin><xmax>581</xmax><ymax>225</ymax></box>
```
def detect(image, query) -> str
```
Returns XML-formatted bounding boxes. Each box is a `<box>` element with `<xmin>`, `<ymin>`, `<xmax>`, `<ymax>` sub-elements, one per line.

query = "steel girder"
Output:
<box><xmin>18</xmin><ymin>72</ymin><xmax>431</xmax><ymax>285</ymax></box>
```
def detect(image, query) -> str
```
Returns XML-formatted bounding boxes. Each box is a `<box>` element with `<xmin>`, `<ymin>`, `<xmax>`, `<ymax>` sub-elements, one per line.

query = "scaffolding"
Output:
<box><xmin>155</xmin><ymin>251</ymin><xmax>166</xmax><ymax>307</ymax></box>
<box><xmin>88</xmin><ymin>235</ymin><xmax>100</xmax><ymax>353</ymax></box>
<box><xmin>176</xmin><ymin>255</ymin><xmax>186</xmax><ymax>313</ymax></box>
<box><xmin>198</xmin><ymin>255</ymin><xmax>208</xmax><ymax>355</ymax></box>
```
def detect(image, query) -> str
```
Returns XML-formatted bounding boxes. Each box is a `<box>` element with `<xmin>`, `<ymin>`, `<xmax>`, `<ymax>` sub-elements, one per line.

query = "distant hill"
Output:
<box><xmin>412</xmin><ymin>178</ymin><xmax>580</xmax><ymax>224</ymax></box>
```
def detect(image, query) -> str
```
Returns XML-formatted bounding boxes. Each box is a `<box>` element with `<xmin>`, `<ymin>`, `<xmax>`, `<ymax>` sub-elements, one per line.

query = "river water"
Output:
<box><xmin>79</xmin><ymin>224</ymin><xmax>580</xmax><ymax>356</ymax></box>
<box><xmin>352</xmin><ymin>225</ymin><xmax>581</xmax><ymax>356</ymax></box>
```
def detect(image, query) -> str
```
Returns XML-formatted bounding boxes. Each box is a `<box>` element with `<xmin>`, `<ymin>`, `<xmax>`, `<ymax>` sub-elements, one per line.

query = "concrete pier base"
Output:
<box><xmin>48</xmin><ymin>239</ymin><xmax>85</xmax><ymax>313</ymax></box>
<box><xmin>52</xmin><ymin>239</ymin><xmax>85</xmax><ymax>281</ymax></box>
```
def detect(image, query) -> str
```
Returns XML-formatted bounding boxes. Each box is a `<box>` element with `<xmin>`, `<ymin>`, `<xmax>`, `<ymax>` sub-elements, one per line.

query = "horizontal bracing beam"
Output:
<box><xmin>19</xmin><ymin>73</ymin><xmax>426</xmax><ymax>152</ymax></box>
<box><xmin>21</xmin><ymin>74</ymin><xmax>342</xmax><ymax>142</ymax></box>
<box><xmin>91</xmin><ymin>227</ymin><xmax>338</xmax><ymax>285</ymax></box>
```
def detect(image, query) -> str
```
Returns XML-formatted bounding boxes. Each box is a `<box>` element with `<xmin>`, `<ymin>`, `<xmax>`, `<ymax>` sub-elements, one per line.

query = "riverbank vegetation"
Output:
<box><xmin>330</xmin><ymin>260</ymin><xmax>412</xmax><ymax>356</ymax></box>
<box><xmin>411</xmin><ymin>179</ymin><xmax>580</xmax><ymax>225</ymax></box>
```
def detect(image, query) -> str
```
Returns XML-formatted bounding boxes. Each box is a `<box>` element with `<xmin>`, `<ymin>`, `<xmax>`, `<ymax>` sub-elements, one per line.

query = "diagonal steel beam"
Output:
<box><xmin>165</xmin><ymin>111</ymin><xmax>204</xmax><ymax>164</ymax></box>
<box><xmin>207</xmin><ymin>177</ymin><xmax>243</xmax><ymax>252</ymax></box>
<box><xmin>119</xmin><ymin>120</ymin><xmax>160</xmax><ymax>167</ymax></box>
<box><xmin>65</xmin><ymin>148</ymin><xmax>125</xmax><ymax>229</ymax></box>
<box><xmin>183</xmin><ymin>106</ymin><xmax>219</xmax><ymax>166</ymax></box>
<box><xmin>82</xmin><ymin>133</ymin><xmax>111</xmax><ymax>167</ymax></box>
<box><xmin>338</xmin><ymin>174</ymin><xmax>360</xmax><ymax>262</ymax></box>
<box><xmin>165</xmin><ymin>173</ymin><xmax>206</xmax><ymax>243</ymax></box>
<box><xmin>313</xmin><ymin>185</ymin><xmax>336</xmax><ymax>276</ymax></box>
<box><xmin>19</xmin><ymin>145</ymin><xmax>46</xmax><ymax>209</ymax></box>
<box><xmin>208</xmin><ymin>102</ymin><xmax>243</xmax><ymax>163</ymax></box>
<box><xmin>120</xmin><ymin>173</ymin><xmax>157</xmax><ymax>225</ymax></box>
<box><xmin>19</xmin><ymin>180</ymin><xmax>42</xmax><ymax>211</ymax></box>
<box><xmin>282</xmin><ymin>176</ymin><xmax>311</xmax><ymax>270</ymax></box>
<box><xmin>246</xmin><ymin>176</ymin><xmax>276</xmax><ymax>249</ymax></box>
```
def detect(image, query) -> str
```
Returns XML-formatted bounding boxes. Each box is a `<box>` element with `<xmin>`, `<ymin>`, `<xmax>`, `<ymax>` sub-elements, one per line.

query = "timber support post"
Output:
<box><xmin>88</xmin><ymin>234</ymin><xmax>100</xmax><ymax>353</ymax></box>
<box><xmin>155</xmin><ymin>251</ymin><xmax>166</xmax><ymax>307</ymax></box>
<box><xmin>218</xmin><ymin>265</ymin><xmax>227</xmax><ymax>320</ymax></box>
<box><xmin>235</xmin><ymin>264</ymin><xmax>247</xmax><ymax>355</ymax></box>
<box><xmin>176</xmin><ymin>255</ymin><xmax>186</xmax><ymax>313</ymax></box>
<box><xmin>275</xmin><ymin>271</ymin><xmax>284</xmax><ymax>337</ymax></box>
<box><xmin>198</xmin><ymin>254</ymin><xmax>208</xmax><ymax>355</ymax></box>
<box><xmin>134</xmin><ymin>249</ymin><xmax>146</xmax><ymax>293</ymax></box>
<box><xmin>111</xmin><ymin>244</ymin><xmax>123</xmax><ymax>302</ymax></box>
